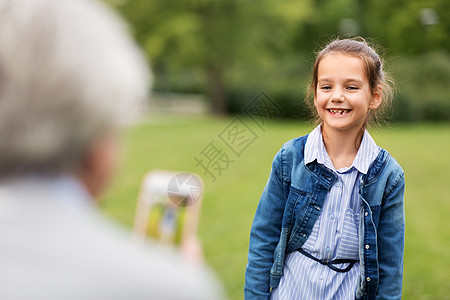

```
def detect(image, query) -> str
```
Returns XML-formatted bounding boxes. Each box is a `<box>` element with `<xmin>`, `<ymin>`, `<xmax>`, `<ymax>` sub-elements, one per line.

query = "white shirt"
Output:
<box><xmin>0</xmin><ymin>175</ymin><xmax>224</xmax><ymax>300</ymax></box>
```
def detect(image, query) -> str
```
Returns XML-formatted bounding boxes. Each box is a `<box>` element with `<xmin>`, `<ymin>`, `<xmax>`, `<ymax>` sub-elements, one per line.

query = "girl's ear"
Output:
<box><xmin>370</xmin><ymin>86</ymin><xmax>382</xmax><ymax>109</ymax></box>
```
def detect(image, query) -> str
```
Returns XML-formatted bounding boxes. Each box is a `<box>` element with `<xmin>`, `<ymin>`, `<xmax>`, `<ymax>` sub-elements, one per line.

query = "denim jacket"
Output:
<box><xmin>245</xmin><ymin>135</ymin><xmax>405</xmax><ymax>300</ymax></box>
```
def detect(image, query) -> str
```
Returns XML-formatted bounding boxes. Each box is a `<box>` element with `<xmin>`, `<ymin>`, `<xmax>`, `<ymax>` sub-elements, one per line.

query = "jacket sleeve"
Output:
<box><xmin>376</xmin><ymin>170</ymin><xmax>405</xmax><ymax>300</ymax></box>
<box><xmin>244</xmin><ymin>149</ymin><xmax>288</xmax><ymax>300</ymax></box>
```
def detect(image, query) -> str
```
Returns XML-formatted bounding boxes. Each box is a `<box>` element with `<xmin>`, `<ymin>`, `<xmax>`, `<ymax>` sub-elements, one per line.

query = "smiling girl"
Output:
<box><xmin>244</xmin><ymin>38</ymin><xmax>405</xmax><ymax>300</ymax></box>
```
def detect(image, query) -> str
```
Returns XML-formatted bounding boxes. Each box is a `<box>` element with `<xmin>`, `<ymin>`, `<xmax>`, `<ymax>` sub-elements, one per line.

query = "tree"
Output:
<box><xmin>108</xmin><ymin>0</ymin><xmax>312</xmax><ymax>115</ymax></box>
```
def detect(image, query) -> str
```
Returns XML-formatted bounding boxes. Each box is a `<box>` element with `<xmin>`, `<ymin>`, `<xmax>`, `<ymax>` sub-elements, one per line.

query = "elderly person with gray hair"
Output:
<box><xmin>0</xmin><ymin>0</ymin><xmax>223</xmax><ymax>299</ymax></box>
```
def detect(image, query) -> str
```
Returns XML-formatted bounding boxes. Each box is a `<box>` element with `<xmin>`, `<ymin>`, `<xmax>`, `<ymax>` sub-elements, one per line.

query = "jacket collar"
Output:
<box><xmin>301</xmin><ymin>127</ymin><xmax>389</xmax><ymax>188</ymax></box>
<box><xmin>361</xmin><ymin>148</ymin><xmax>389</xmax><ymax>185</ymax></box>
<box><xmin>304</xmin><ymin>124</ymin><xmax>379</xmax><ymax>174</ymax></box>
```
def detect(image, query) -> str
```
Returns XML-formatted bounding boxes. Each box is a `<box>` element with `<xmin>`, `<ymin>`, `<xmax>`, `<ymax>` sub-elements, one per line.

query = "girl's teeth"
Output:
<box><xmin>330</xmin><ymin>109</ymin><xmax>349</xmax><ymax>115</ymax></box>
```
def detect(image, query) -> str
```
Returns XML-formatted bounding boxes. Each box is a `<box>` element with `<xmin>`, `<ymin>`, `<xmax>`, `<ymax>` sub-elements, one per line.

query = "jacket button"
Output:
<box><xmin>366</xmin><ymin>277</ymin><xmax>371</xmax><ymax>282</ymax></box>
<box><xmin>364</xmin><ymin>212</ymin><xmax>368</xmax><ymax>216</ymax></box>
<box><xmin>365</xmin><ymin>244</ymin><xmax>370</xmax><ymax>250</ymax></box>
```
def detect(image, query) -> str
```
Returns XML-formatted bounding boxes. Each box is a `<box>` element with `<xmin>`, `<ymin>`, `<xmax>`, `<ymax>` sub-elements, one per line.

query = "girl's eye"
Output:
<box><xmin>347</xmin><ymin>86</ymin><xmax>359</xmax><ymax>90</ymax></box>
<box><xmin>321</xmin><ymin>86</ymin><xmax>332</xmax><ymax>90</ymax></box>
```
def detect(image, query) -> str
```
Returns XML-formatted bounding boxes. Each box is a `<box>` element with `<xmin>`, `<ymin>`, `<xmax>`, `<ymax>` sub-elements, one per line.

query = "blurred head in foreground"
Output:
<box><xmin>0</xmin><ymin>0</ymin><xmax>148</xmax><ymax>196</ymax></box>
<box><xmin>0</xmin><ymin>1</ymin><xmax>223</xmax><ymax>299</ymax></box>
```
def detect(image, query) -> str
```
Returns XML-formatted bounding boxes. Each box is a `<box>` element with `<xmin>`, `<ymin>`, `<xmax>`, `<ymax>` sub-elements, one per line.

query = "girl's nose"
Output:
<box><xmin>331</xmin><ymin>89</ymin><xmax>345</xmax><ymax>102</ymax></box>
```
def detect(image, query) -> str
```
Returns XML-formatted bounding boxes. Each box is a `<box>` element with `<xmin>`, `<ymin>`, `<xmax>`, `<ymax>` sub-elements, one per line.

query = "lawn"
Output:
<box><xmin>101</xmin><ymin>115</ymin><xmax>450</xmax><ymax>300</ymax></box>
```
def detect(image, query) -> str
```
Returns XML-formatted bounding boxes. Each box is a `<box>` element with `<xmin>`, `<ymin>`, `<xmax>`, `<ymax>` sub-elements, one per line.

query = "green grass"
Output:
<box><xmin>100</xmin><ymin>116</ymin><xmax>450</xmax><ymax>300</ymax></box>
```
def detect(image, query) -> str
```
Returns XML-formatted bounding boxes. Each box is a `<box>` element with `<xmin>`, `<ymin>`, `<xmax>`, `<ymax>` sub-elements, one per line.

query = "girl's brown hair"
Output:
<box><xmin>306</xmin><ymin>37</ymin><xmax>394</xmax><ymax>129</ymax></box>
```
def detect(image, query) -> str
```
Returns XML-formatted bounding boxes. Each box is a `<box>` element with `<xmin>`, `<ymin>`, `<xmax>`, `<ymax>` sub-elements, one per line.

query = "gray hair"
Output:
<box><xmin>0</xmin><ymin>0</ymin><xmax>150</xmax><ymax>175</ymax></box>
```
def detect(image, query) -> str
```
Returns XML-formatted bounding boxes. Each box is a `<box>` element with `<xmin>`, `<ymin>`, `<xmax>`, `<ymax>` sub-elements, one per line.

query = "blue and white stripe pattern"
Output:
<box><xmin>271</xmin><ymin>125</ymin><xmax>380</xmax><ymax>300</ymax></box>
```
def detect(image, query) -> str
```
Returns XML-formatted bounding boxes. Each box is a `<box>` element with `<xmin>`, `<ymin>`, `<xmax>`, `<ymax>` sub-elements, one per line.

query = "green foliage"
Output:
<box><xmin>109</xmin><ymin>0</ymin><xmax>314</xmax><ymax>113</ymax></box>
<box><xmin>113</xmin><ymin>0</ymin><xmax>313</xmax><ymax>72</ymax></box>
<box><xmin>364</xmin><ymin>0</ymin><xmax>450</xmax><ymax>54</ymax></box>
<box><xmin>392</xmin><ymin>51</ymin><xmax>450</xmax><ymax>121</ymax></box>
<box><xmin>106</xmin><ymin>0</ymin><xmax>449</xmax><ymax>119</ymax></box>
<box><xmin>101</xmin><ymin>117</ymin><xmax>450</xmax><ymax>299</ymax></box>
<box><xmin>225</xmin><ymin>52</ymin><xmax>313</xmax><ymax>118</ymax></box>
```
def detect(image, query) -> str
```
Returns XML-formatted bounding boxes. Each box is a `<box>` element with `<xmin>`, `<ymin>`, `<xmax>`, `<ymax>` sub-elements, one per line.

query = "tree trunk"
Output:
<box><xmin>206</xmin><ymin>65</ymin><xmax>227</xmax><ymax>116</ymax></box>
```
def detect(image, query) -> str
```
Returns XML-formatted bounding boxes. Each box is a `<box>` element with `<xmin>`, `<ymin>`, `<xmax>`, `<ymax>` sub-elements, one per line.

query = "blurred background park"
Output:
<box><xmin>101</xmin><ymin>0</ymin><xmax>449</xmax><ymax>299</ymax></box>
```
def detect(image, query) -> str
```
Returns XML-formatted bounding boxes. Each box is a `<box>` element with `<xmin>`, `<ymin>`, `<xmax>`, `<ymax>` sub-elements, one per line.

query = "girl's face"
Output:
<box><xmin>314</xmin><ymin>53</ymin><xmax>381</xmax><ymax>136</ymax></box>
